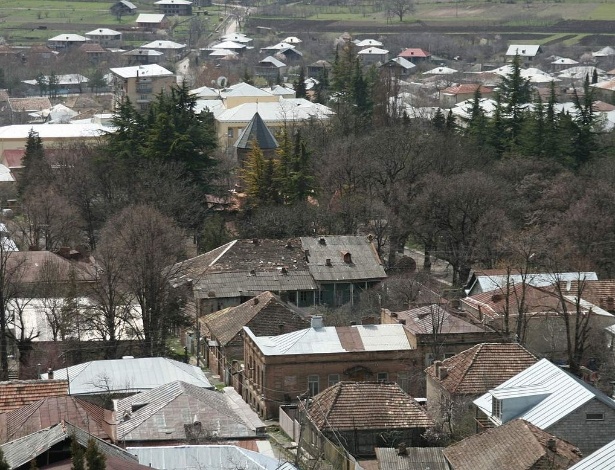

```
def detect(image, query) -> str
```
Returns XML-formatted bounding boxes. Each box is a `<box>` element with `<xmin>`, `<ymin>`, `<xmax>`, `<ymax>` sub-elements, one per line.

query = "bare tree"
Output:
<box><xmin>386</xmin><ymin>0</ymin><xmax>415</xmax><ymax>22</ymax></box>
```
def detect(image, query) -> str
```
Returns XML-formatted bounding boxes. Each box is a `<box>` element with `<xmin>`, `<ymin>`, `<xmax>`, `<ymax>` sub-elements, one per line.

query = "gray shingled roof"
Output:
<box><xmin>235</xmin><ymin>112</ymin><xmax>279</xmax><ymax>150</ymax></box>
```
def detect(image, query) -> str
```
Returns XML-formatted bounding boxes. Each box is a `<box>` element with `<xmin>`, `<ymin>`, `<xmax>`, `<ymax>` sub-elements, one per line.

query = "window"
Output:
<box><xmin>308</xmin><ymin>375</ymin><xmax>319</xmax><ymax>396</ymax></box>
<box><xmin>328</xmin><ymin>374</ymin><xmax>340</xmax><ymax>387</ymax></box>
<box><xmin>377</xmin><ymin>372</ymin><xmax>388</xmax><ymax>383</ymax></box>
<box><xmin>492</xmin><ymin>397</ymin><xmax>502</xmax><ymax>419</ymax></box>
<box><xmin>227</xmin><ymin>128</ymin><xmax>234</xmax><ymax>138</ymax></box>
<box><xmin>444</xmin><ymin>352</ymin><xmax>456</xmax><ymax>359</ymax></box>
<box><xmin>586</xmin><ymin>413</ymin><xmax>604</xmax><ymax>421</ymax></box>
<box><xmin>397</xmin><ymin>372</ymin><xmax>410</xmax><ymax>392</ymax></box>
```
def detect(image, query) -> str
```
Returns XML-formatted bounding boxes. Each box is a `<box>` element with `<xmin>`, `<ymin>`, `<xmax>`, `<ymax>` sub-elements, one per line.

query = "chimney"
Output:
<box><xmin>319</xmin><ymin>237</ymin><xmax>326</xmax><ymax>245</ymax></box>
<box><xmin>566</xmin><ymin>280</ymin><xmax>572</xmax><ymax>292</ymax></box>
<box><xmin>547</xmin><ymin>438</ymin><xmax>557</xmax><ymax>451</ymax></box>
<box><xmin>397</xmin><ymin>443</ymin><xmax>408</xmax><ymax>456</ymax></box>
<box><xmin>253</xmin><ymin>297</ymin><xmax>259</xmax><ymax>305</ymax></box>
<box><xmin>278</xmin><ymin>323</ymin><xmax>285</xmax><ymax>334</ymax></box>
<box><xmin>325</xmin><ymin>258</ymin><xmax>332</xmax><ymax>267</ymax></box>
<box><xmin>47</xmin><ymin>368</ymin><xmax>54</xmax><ymax>380</ymax></box>
<box><xmin>249</xmin><ymin>269</ymin><xmax>256</xmax><ymax>276</ymax></box>
<box><xmin>311</xmin><ymin>315</ymin><xmax>324</xmax><ymax>329</ymax></box>
<box><xmin>399</xmin><ymin>319</ymin><xmax>406</xmax><ymax>325</ymax></box>
<box><xmin>304</xmin><ymin>249</ymin><xmax>310</xmax><ymax>259</ymax></box>
<box><xmin>281</xmin><ymin>267</ymin><xmax>288</xmax><ymax>275</ymax></box>
<box><xmin>439</xmin><ymin>366</ymin><xmax>449</xmax><ymax>380</ymax></box>
<box><xmin>433</xmin><ymin>360</ymin><xmax>442</xmax><ymax>376</ymax></box>
<box><xmin>286</xmin><ymin>239</ymin><xmax>293</xmax><ymax>248</ymax></box>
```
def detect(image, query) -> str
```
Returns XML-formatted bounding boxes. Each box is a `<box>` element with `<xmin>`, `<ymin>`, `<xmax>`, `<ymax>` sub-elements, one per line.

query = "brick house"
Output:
<box><xmin>109</xmin><ymin>64</ymin><xmax>175</xmax><ymax>111</ymax></box>
<box><xmin>424</xmin><ymin>343</ymin><xmax>538</xmax><ymax>438</ymax></box>
<box><xmin>443</xmin><ymin>419</ymin><xmax>582</xmax><ymax>470</ymax></box>
<box><xmin>241</xmin><ymin>317</ymin><xmax>417</xmax><ymax>418</ymax></box>
<box><xmin>202</xmin><ymin>291</ymin><xmax>309</xmax><ymax>385</ymax></box>
<box><xmin>474</xmin><ymin>359</ymin><xmax>615</xmax><ymax>455</ymax></box>
<box><xmin>300</xmin><ymin>382</ymin><xmax>434</xmax><ymax>458</ymax></box>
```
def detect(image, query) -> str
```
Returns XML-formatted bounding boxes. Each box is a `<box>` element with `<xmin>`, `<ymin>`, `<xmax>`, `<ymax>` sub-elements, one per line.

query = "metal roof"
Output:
<box><xmin>42</xmin><ymin>357</ymin><xmax>212</xmax><ymax>395</ymax></box>
<box><xmin>474</xmin><ymin>359</ymin><xmax>615</xmax><ymax>429</ymax></box>
<box><xmin>375</xmin><ymin>447</ymin><xmax>448</xmax><ymax>470</ymax></box>
<box><xmin>246</xmin><ymin>323</ymin><xmax>412</xmax><ymax>356</ymax></box>
<box><xmin>136</xmin><ymin>13</ymin><xmax>165</xmax><ymax>22</ymax></box>
<box><xmin>110</xmin><ymin>64</ymin><xmax>174</xmax><ymax>79</ymax></box>
<box><xmin>569</xmin><ymin>439</ymin><xmax>615</xmax><ymax>470</ymax></box>
<box><xmin>235</xmin><ymin>111</ymin><xmax>279</xmax><ymax>150</ymax></box>
<box><xmin>128</xmin><ymin>445</ymin><xmax>298</xmax><ymax>470</ymax></box>
<box><xmin>194</xmin><ymin>271</ymin><xmax>317</xmax><ymax>299</ymax></box>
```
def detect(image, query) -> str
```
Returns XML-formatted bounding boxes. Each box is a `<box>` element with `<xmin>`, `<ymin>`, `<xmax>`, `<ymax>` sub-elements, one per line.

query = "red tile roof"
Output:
<box><xmin>0</xmin><ymin>380</ymin><xmax>68</xmax><ymax>413</ymax></box>
<box><xmin>306</xmin><ymin>382</ymin><xmax>433</xmax><ymax>432</ymax></box>
<box><xmin>399</xmin><ymin>48</ymin><xmax>431</xmax><ymax>59</ymax></box>
<box><xmin>425</xmin><ymin>343</ymin><xmax>537</xmax><ymax>394</ymax></box>
<box><xmin>1</xmin><ymin>149</ymin><xmax>24</xmax><ymax>169</ymax></box>
<box><xmin>389</xmin><ymin>305</ymin><xmax>487</xmax><ymax>335</ymax></box>
<box><xmin>443</xmin><ymin>419</ymin><xmax>582</xmax><ymax>470</ymax></box>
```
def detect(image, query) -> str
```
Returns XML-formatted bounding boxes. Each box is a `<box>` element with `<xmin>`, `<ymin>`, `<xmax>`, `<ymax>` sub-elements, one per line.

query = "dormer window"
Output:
<box><xmin>342</xmin><ymin>252</ymin><xmax>352</xmax><ymax>264</ymax></box>
<box><xmin>492</xmin><ymin>397</ymin><xmax>502</xmax><ymax>420</ymax></box>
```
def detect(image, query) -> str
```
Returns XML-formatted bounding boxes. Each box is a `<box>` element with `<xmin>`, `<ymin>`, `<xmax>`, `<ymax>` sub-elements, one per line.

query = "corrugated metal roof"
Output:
<box><xmin>375</xmin><ymin>447</ymin><xmax>448</xmax><ymax>470</ymax></box>
<box><xmin>247</xmin><ymin>324</ymin><xmax>411</xmax><ymax>356</ymax></box>
<box><xmin>128</xmin><ymin>444</ymin><xmax>298</xmax><ymax>470</ymax></box>
<box><xmin>569</xmin><ymin>439</ymin><xmax>615</xmax><ymax>469</ymax></box>
<box><xmin>0</xmin><ymin>424</ymin><xmax>66</xmax><ymax>468</ymax></box>
<box><xmin>474</xmin><ymin>359</ymin><xmax>615</xmax><ymax>429</ymax></box>
<box><xmin>42</xmin><ymin>357</ymin><xmax>212</xmax><ymax>395</ymax></box>
<box><xmin>194</xmin><ymin>271</ymin><xmax>317</xmax><ymax>299</ymax></box>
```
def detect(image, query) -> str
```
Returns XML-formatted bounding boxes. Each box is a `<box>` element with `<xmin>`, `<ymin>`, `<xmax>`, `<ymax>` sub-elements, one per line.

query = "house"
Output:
<box><xmin>307</xmin><ymin>60</ymin><xmax>331</xmax><ymax>79</ymax></box>
<box><xmin>300</xmin><ymin>382</ymin><xmax>433</xmax><ymax>458</ymax></box>
<box><xmin>425</xmin><ymin>343</ymin><xmax>538</xmax><ymax>438</ymax></box>
<box><xmin>116</xmin><ymin>381</ymin><xmax>266</xmax><ymax>444</ymax></box>
<box><xmin>0</xmin><ymin>422</ymin><xmax>149</xmax><ymax>470</ymax></box>
<box><xmin>474</xmin><ymin>358</ymin><xmax>615</xmax><ymax>454</ymax></box>
<box><xmin>42</xmin><ymin>357</ymin><xmax>212</xmax><ymax>397</ymax></box>
<box><xmin>242</xmin><ymin>317</ymin><xmax>417</xmax><ymax>418</ymax></box>
<box><xmin>355</xmin><ymin>38</ymin><xmax>383</xmax><ymax>48</ymax></box>
<box><xmin>141</xmin><ymin>39</ymin><xmax>187</xmax><ymax>60</ymax></box>
<box><xmin>123</xmin><ymin>48</ymin><xmax>163</xmax><ymax>65</ymax></box>
<box><xmin>255</xmin><ymin>56</ymin><xmax>286</xmax><ymax>82</ymax></box>
<box><xmin>375</xmin><ymin>447</ymin><xmax>448</xmax><ymax>470</ymax></box>
<box><xmin>110</xmin><ymin>0</ymin><xmax>137</xmax><ymax>17</ymax></box>
<box><xmin>381</xmin><ymin>305</ymin><xmax>504</xmax><ymax>368</ymax></box>
<box><xmin>85</xmin><ymin>28</ymin><xmax>122</xmax><ymax>47</ymax></box>
<box><xmin>506</xmin><ymin>44</ymin><xmax>543</xmax><ymax>62</ymax></box>
<box><xmin>275</xmin><ymin>47</ymin><xmax>303</xmax><ymax>64</ymax></box>
<box><xmin>439</xmin><ymin>83</ymin><xmax>494</xmax><ymax>108</ymax></box>
<box><xmin>381</xmin><ymin>56</ymin><xmax>416</xmax><ymax>77</ymax></box>
<box><xmin>47</xmin><ymin>34</ymin><xmax>87</xmax><ymax>50</ymax></box>
<box><xmin>128</xmin><ymin>445</ymin><xmax>298</xmax><ymax>470</ymax></box>
<box><xmin>6</xmin><ymin>97</ymin><xmax>51</xmax><ymax>124</ymax></box>
<box><xmin>464</xmin><ymin>269</ymin><xmax>599</xmax><ymax>296</ymax></box>
<box><xmin>78</xmin><ymin>43</ymin><xmax>108</xmax><ymax>63</ymax></box>
<box><xmin>461</xmin><ymin>283</ymin><xmax>615</xmax><ymax>358</ymax></box>
<box><xmin>109</xmin><ymin>64</ymin><xmax>175</xmax><ymax>110</ymax></box>
<box><xmin>592</xmin><ymin>79</ymin><xmax>615</xmax><ymax>105</ymax></box>
<box><xmin>22</xmin><ymin>74</ymin><xmax>89</xmax><ymax>95</ymax></box>
<box><xmin>398</xmin><ymin>48</ymin><xmax>431</xmax><ymax>63</ymax></box>
<box><xmin>568</xmin><ymin>438</ymin><xmax>615</xmax><ymax>469</ymax></box>
<box><xmin>174</xmin><ymin>235</ymin><xmax>384</xmax><ymax>313</ymax></box>
<box><xmin>358</xmin><ymin>47</ymin><xmax>389</xmax><ymax>65</ymax></box>
<box><xmin>135</xmin><ymin>13</ymin><xmax>167</xmax><ymax>31</ymax></box>
<box><xmin>0</xmin><ymin>396</ymin><xmax>113</xmax><ymax>443</ymax></box>
<box><xmin>0</xmin><ymin>379</ymin><xmax>68</xmax><ymax>413</ymax></box>
<box><xmin>443</xmin><ymin>419</ymin><xmax>582</xmax><ymax>470</ymax></box>
<box><xmin>202</xmin><ymin>291</ymin><xmax>308</xmax><ymax>385</ymax></box>
<box><xmin>155</xmin><ymin>0</ymin><xmax>192</xmax><ymax>16</ymax></box>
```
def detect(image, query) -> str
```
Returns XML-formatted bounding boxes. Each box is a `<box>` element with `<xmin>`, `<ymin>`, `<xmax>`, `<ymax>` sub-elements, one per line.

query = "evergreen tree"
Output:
<box><xmin>0</xmin><ymin>69</ymin><xmax>6</xmax><ymax>89</ymax></box>
<box><xmin>84</xmin><ymin>438</ymin><xmax>106</xmax><ymax>470</ymax></box>
<box><xmin>71</xmin><ymin>435</ymin><xmax>85</xmax><ymax>470</ymax></box>
<box><xmin>242</xmin><ymin>69</ymin><xmax>254</xmax><ymax>85</ymax></box>
<box><xmin>0</xmin><ymin>448</ymin><xmax>8</xmax><ymax>470</ymax></box>
<box><xmin>498</xmin><ymin>54</ymin><xmax>532</xmax><ymax>146</ymax></box>
<box><xmin>275</xmin><ymin>128</ymin><xmax>294</xmax><ymax>201</ymax></box>
<box><xmin>446</xmin><ymin>110</ymin><xmax>456</xmax><ymax>131</ymax></box>
<box><xmin>465</xmin><ymin>87</ymin><xmax>488</xmax><ymax>145</ymax></box>
<box><xmin>294</xmin><ymin>67</ymin><xmax>307</xmax><ymax>99</ymax></box>
<box><xmin>288</xmin><ymin>131</ymin><xmax>314</xmax><ymax>203</ymax></box>
<box><xmin>592</xmin><ymin>68</ymin><xmax>598</xmax><ymax>85</ymax></box>
<box><xmin>48</xmin><ymin>72</ymin><xmax>59</xmax><ymax>100</ymax></box>
<box><xmin>572</xmin><ymin>74</ymin><xmax>595</xmax><ymax>167</ymax></box>
<box><xmin>242</xmin><ymin>141</ymin><xmax>279</xmax><ymax>206</ymax></box>
<box><xmin>19</xmin><ymin>129</ymin><xmax>50</xmax><ymax>197</ymax></box>
<box><xmin>432</xmin><ymin>108</ymin><xmax>446</xmax><ymax>130</ymax></box>
<box><xmin>30</xmin><ymin>459</ymin><xmax>39</xmax><ymax>469</ymax></box>
<box><xmin>35</xmin><ymin>73</ymin><xmax>47</xmax><ymax>97</ymax></box>
<box><xmin>518</xmin><ymin>95</ymin><xmax>545</xmax><ymax>157</ymax></box>
<box><xmin>489</xmin><ymin>93</ymin><xmax>506</xmax><ymax>157</ymax></box>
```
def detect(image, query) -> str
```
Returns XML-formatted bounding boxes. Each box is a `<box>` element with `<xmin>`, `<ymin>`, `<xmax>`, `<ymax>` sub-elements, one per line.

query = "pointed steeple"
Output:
<box><xmin>234</xmin><ymin>112</ymin><xmax>279</xmax><ymax>150</ymax></box>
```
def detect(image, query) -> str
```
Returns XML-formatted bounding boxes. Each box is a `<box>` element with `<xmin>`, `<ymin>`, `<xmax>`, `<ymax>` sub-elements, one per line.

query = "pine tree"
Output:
<box><xmin>288</xmin><ymin>132</ymin><xmax>314</xmax><ymax>203</ymax></box>
<box><xmin>432</xmin><ymin>108</ymin><xmax>446</xmax><ymax>130</ymax></box>
<box><xmin>0</xmin><ymin>448</ymin><xmax>8</xmax><ymax>470</ymax></box>
<box><xmin>489</xmin><ymin>93</ymin><xmax>506</xmax><ymax>157</ymax></box>
<box><xmin>18</xmin><ymin>129</ymin><xmax>50</xmax><ymax>197</ymax></box>
<box><xmin>465</xmin><ymin>87</ymin><xmax>488</xmax><ymax>145</ymax></box>
<box><xmin>498</xmin><ymin>53</ymin><xmax>532</xmax><ymax>146</ymax></box>
<box><xmin>294</xmin><ymin>67</ymin><xmax>307</xmax><ymax>99</ymax></box>
<box><xmin>592</xmin><ymin>68</ymin><xmax>598</xmax><ymax>85</ymax></box>
<box><xmin>572</xmin><ymin>74</ymin><xmax>595</xmax><ymax>167</ymax></box>
<box><xmin>84</xmin><ymin>438</ymin><xmax>106</xmax><ymax>470</ymax></box>
<box><xmin>71</xmin><ymin>435</ymin><xmax>85</xmax><ymax>470</ymax></box>
<box><xmin>446</xmin><ymin>110</ymin><xmax>456</xmax><ymax>131</ymax></box>
<box><xmin>242</xmin><ymin>141</ymin><xmax>279</xmax><ymax>206</ymax></box>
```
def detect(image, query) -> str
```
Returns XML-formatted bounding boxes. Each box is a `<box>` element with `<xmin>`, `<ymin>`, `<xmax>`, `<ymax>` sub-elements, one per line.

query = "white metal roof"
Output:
<box><xmin>0</xmin><ymin>123</ymin><xmax>108</xmax><ymax>139</ymax></box>
<box><xmin>425</xmin><ymin>66</ymin><xmax>458</xmax><ymax>75</ymax></box>
<box><xmin>569</xmin><ymin>439</ymin><xmax>615</xmax><ymax>470</ymax></box>
<box><xmin>283</xmin><ymin>36</ymin><xmax>302</xmax><ymax>44</ymax></box>
<box><xmin>209</xmin><ymin>49</ymin><xmax>238</xmax><ymax>57</ymax></box>
<box><xmin>356</xmin><ymin>38</ymin><xmax>383</xmax><ymax>47</ymax></box>
<box><xmin>474</xmin><ymin>359</ymin><xmax>615</xmax><ymax>429</ymax></box>
<box><xmin>141</xmin><ymin>40</ymin><xmax>186</xmax><ymax>49</ymax></box>
<box><xmin>48</xmin><ymin>34</ymin><xmax>87</xmax><ymax>42</ymax></box>
<box><xmin>389</xmin><ymin>56</ymin><xmax>416</xmax><ymax>70</ymax></box>
<box><xmin>155</xmin><ymin>0</ymin><xmax>192</xmax><ymax>4</ymax></box>
<box><xmin>110</xmin><ymin>64</ymin><xmax>174</xmax><ymax>78</ymax></box>
<box><xmin>214</xmin><ymin>98</ymin><xmax>334</xmax><ymax>123</ymax></box>
<box><xmin>261</xmin><ymin>42</ymin><xmax>295</xmax><ymax>51</ymax></box>
<box><xmin>128</xmin><ymin>445</ymin><xmax>297</xmax><ymax>470</ymax></box>
<box><xmin>470</xmin><ymin>272</ymin><xmax>599</xmax><ymax>295</ymax></box>
<box><xmin>210</xmin><ymin>40</ymin><xmax>247</xmax><ymax>50</ymax></box>
<box><xmin>245</xmin><ymin>323</ymin><xmax>412</xmax><ymax>356</ymax></box>
<box><xmin>136</xmin><ymin>13</ymin><xmax>165</xmax><ymax>23</ymax></box>
<box><xmin>559</xmin><ymin>66</ymin><xmax>605</xmax><ymax>79</ymax></box>
<box><xmin>85</xmin><ymin>28</ymin><xmax>122</xmax><ymax>36</ymax></box>
<box><xmin>552</xmin><ymin>57</ymin><xmax>579</xmax><ymax>65</ymax></box>
<box><xmin>190</xmin><ymin>85</ymin><xmax>219</xmax><ymax>98</ymax></box>
<box><xmin>220</xmin><ymin>33</ymin><xmax>252</xmax><ymax>43</ymax></box>
<box><xmin>506</xmin><ymin>44</ymin><xmax>542</xmax><ymax>57</ymax></box>
<box><xmin>220</xmin><ymin>82</ymin><xmax>274</xmax><ymax>98</ymax></box>
<box><xmin>358</xmin><ymin>47</ymin><xmax>388</xmax><ymax>55</ymax></box>
<box><xmin>41</xmin><ymin>357</ymin><xmax>212</xmax><ymax>394</ymax></box>
<box><xmin>259</xmin><ymin>56</ymin><xmax>285</xmax><ymax>68</ymax></box>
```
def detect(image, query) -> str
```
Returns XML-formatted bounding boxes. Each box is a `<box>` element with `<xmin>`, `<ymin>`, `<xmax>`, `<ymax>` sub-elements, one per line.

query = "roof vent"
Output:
<box><xmin>286</xmin><ymin>239</ymin><xmax>293</xmax><ymax>248</ymax></box>
<box><xmin>319</xmin><ymin>237</ymin><xmax>326</xmax><ymax>245</ymax></box>
<box><xmin>343</xmin><ymin>252</ymin><xmax>352</xmax><ymax>264</ymax></box>
<box><xmin>253</xmin><ymin>297</ymin><xmax>259</xmax><ymax>305</ymax></box>
<box><xmin>397</xmin><ymin>443</ymin><xmax>408</xmax><ymax>455</ymax></box>
<box><xmin>250</xmin><ymin>269</ymin><xmax>256</xmax><ymax>276</ymax></box>
<box><xmin>311</xmin><ymin>315</ymin><xmax>324</xmax><ymax>329</ymax></box>
<box><xmin>252</xmin><ymin>238</ymin><xmax>259</xmax><ymax>245</ymax></box>
<box><xmin>281</xmin><ymin>267</ymin><xmax>288</xmax><ymax>274</ymax></box>
<box><xmin>547</xmin><ymin>438</ymin><xmax>556</xmax><ymax>451</ymax></box>
<box><xmin>325</xmin><ymin>258</ymin><xmax>332</xmax><ymax>267</ymax></box>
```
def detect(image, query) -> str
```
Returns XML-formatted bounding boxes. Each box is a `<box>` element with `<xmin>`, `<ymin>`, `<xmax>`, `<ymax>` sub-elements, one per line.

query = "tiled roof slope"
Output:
<box><xmin>307</xmin><ymin>382</ymin><xmax>433</xmax><ymax>432</ymax></box>
<box><xmin>203</xmin><ymin>291</ymin><xmax>308</xmax><ymax>346</ymax></box>
<box><xmin>0</xmin><ymin>396</ymin><xmax>112</xmax><ymax>443</ymax></box>
<box><xmin>425</xmin><ymin>343</ymin><xmax>538</xmax><ymax>394</ymax></box>
<box><xmin>375</xmin><ymin>447</ymin><xmax>448</xmax><ymax>470</ymax></box>
<box><xmin>392</xmin><ymin>305</ymin><xmax>486</xmax><ymax>335</ymax></box>
<box><xmin>443</xmin><ymin>419</ymin><xmax>582</xmax><ymax>470</ymax></box>
<box><xmin>0</xmin><ymin>380</ymin><xmax>68</xmax><ymax>412</ymax></box>
<box><xmin>558</xmin><ymin>280</ymin><xmax>615</xmax><ymax>311</ymax></box>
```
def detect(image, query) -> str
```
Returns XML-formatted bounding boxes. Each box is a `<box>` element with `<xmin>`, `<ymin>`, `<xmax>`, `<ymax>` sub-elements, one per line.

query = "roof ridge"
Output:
<box><xmin>276</xmin><ymin>327</ymin><xmax>312</xmax><ymax>354</ymax></box>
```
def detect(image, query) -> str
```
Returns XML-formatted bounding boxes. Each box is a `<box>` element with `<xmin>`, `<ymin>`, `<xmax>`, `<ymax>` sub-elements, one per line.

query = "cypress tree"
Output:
<box><xmin>432</xmin><ymin>108</ymin><xmax>446</xmax><ymax>130</ymax></box>
<box><xmin>84</xmin><ymin>438</ymin><xmax>106</xmax><ymax>470</ymax></box>
<box><xmin>294</xmin><ymin>67</ymin><xmax>307</xmax><ymax>99</ymax></box>
<box><xmin>18</xmin><ymin>129</ymin><xmax>50</xmax><ymax>197</ymax></box>
<box><xmin>0</xmin><ymin>448</ymin><xmax>8</xmax><ymax>470</ymax></box>
<box><xmin>71</xmin><ymin>435</ymin><xmax>85</xmax><ymax>470</ymax></box>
